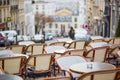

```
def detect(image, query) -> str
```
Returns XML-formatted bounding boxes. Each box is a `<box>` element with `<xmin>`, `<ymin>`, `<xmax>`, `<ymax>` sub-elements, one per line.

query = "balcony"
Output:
<box><xmin>11</xmin><ymin>5</ymin><xmax>18</xmax><ymax>11</ymax></box>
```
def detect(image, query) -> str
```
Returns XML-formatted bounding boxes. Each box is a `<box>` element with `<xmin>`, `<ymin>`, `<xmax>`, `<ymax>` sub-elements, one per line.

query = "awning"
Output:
<box><xmin>0</xmin><ymin>23</ymin><xmax>6</xmax><ymax>29</ymax></box>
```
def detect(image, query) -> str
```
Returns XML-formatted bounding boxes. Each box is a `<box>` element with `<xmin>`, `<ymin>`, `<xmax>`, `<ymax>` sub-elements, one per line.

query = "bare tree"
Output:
<box><xmin>35</xmin><ymin>12</ymin><xmax>53</xmax><ymax>34</ymax></box>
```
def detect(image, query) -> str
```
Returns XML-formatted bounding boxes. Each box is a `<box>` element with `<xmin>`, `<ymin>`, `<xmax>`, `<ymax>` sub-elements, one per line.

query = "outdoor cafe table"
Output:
<box><xmin>69</xmin><ymin>62</ymin><xmax>116</xmax><ymax>74</ymax></box>
<box><xmin>0</xmin><ymin>74</ymin><xmax>23</xmax><ymax>80</ymax></box>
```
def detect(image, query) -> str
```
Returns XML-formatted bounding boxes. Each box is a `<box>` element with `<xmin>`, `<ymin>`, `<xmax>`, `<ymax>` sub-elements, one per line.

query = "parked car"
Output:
<box><xmin>45</xmin><ymin>33</ymin><xmax>53</xmax><ymax>40</ymax></box>
<box><xmin>17</xmin><ymin>35</ymin><xmax>23</xmax><ymax>41</ymax></box>
<box><xmin>3</xmin><ymin>30</ymin><xmax>17</xmax><ymax>44</ymax></box>
<box><xmin>22</xmin><ymin>35</ymin><xmax>31</xmax><ymax>41</ymax></box>
<box><xmin>0</xmin><ymin>32</ymin><xmax>9</xmax><ymax>46</ymax></box>
<box><xmin>75</xmin><ymin>27</ymin><xmax>90</xmax><ymax>41</ymax></box>
<box><xmin>32</xmin><ymin>34</ymin><xmax>44</xmax><ymax>43</ymax></box>
<box><xmin>63</xmin><ymin>33</ymin><xmax>68</xmax><ymax>38</ymax></box>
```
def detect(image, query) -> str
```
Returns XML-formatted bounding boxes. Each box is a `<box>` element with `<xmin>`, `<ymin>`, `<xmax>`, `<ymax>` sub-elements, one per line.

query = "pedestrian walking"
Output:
<box><xmin>68</xmin><ymin>27</ymin><xmax>75</xmax><ymax>40</ymax></box>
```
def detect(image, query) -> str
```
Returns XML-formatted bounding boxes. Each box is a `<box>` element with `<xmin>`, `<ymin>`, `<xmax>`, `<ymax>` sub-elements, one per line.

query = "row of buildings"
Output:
<box><xmin>0</xmin><ymin>0</ymin><xmax>120</xmax><ymax>37</ymax></box>
<box><xmin>0</xmin><ymin>0</ymin><xmax>34</xmax><ymax>36</ymax></box>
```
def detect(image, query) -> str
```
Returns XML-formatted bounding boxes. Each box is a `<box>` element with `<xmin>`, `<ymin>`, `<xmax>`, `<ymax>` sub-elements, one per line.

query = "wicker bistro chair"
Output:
<box><xmin>84</xmin><ymin>46</ymin><xmax>108</xmax><ymax>62</ymax></box>
<box><xmin>113</xmin><ymin>37</ymin><xmax>120</xmax><ymax>45</ymax></box>
<box><xmin>67</xmin><ymin>40</ymin><xmax>86</xmax><ymax>49</ymax></box>
<box><xmin>49</xmin><ymin>42</ymin><xmax>66</xmax><ymax>47</ymax></box>
<box><xmin>106</xmin><ymin>38</ymin><xmax>114</xmax><ymax>44</ymax></box>
<box><xmin>0</xmin><ymin>56</ymin><xmax>26</xmax><ymax>75</ymax></box>
<box><xmin>108</xmin><ymin>46</ymin><xmax>120</xmax><ymax>65</ymax></box>
<box><xmin>55</xmin><ymin>55</ymin><xmax>88</xmax><ymax>79</ymax></box>
<box><xmin>25</xmin><ymin>54</ymin><xmax>53</xmax><ymax>78</ymax></box>
<box><xmin>87</xmin><ymin>39</ymin><xmax>106</xmax><ymax>46</ymax></box>
<box><xmin>64</xmin><ymin>49</ymin><xmax>86</xmax><ymax>56</ymax></box>
<box><xmin>87</xmin><ymin>40</ymin><xmax>107</xmax><ymax>48</ymax></box>
<box><xmin>6</xmin><ymin>45</ymin><xmax>26</xmax><ymax>54</ymax></box>
<box><xmin>25</xmin><ymin>43</ymin><xmax>47</xmax><ymax>55</ymax></box>
<box><xmin>0</xmin><ymin>66</ymin><xmax>4</xmax><ymax>74</ymax></box>
<box><xmin>44</xmin><ymin>45</ymin><xmax>66</xmax><ymax>54</ymax></box>
<box><xmin>92</xmin><ymin>39</ymin><xmax>104</xmax><ymax>42</ymax></box>
<box><xmin>109</xmin><ymin>46</ymin><xmax>120</xmax><ymax>57</ymax></box>
<box><xmin>77</xmin><ymin>68</ymin><xmax>120</xmax><ymax>80</ymax></box>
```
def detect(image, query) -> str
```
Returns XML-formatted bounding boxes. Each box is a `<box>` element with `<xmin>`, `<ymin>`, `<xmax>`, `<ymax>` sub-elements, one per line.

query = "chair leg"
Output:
<box><xmin>51</xmin><ymin>62</ymin><xmax>57</xmax><ymax>76</ymax></box>
<box><xmin>116</xmin><ymin>60</ymin><xmax>119</xmax><ymax>67</ymax></box>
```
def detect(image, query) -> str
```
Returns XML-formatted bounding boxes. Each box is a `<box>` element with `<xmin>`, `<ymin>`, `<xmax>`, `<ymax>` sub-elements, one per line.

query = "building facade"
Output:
<box><xmin>33</xmin><ymin>1</ymin><xmax>87</xmax><ymax>36</ymax></box>
<box><xmin>33</xmin><ymin>1</ymin><xmax>56</xmax><ymax>16</ymax></box>
<box><xmin>0</xmin><ymin>0</ymin><xmax>25</xmax><ymax>35</ymax></box>
<box><xmin>110</xmin><ymin>0</ymin><xmax>120</xmax><ymax>37</ymax></box>
<box><xmin>24</xmin><ymin>0</ymin><xmax>35</xmax><ymax>36</ymax></box>
<box><xmin>0</xmin><ymin>0</ymin><xmax>10</xmax><ymax>30</ymax></box>
<box><xmin>17</xmin><ymin>0</ymin><xmax>25</xmax><ymax>35</ymax></box>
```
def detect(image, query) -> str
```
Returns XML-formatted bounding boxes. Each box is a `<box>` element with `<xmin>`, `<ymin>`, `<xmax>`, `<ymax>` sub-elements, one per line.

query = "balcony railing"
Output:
<box><xmin>0</xmin><ymin>0</ymin><xmax>10</xmax><ymax>6</ymax></box>
<box><xmin>11</xmin><ymin>5</ymin><xmax>18</xmax><ymax>11</ymax></box>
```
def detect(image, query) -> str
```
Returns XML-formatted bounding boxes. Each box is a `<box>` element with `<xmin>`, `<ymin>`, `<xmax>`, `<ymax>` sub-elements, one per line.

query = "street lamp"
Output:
<box><xmin>42</xmin><ymin>26</ymin><xmax>45</xmax><ymax>43</ymax></box>
<box><xmin>42</xmin><ymin>7</ymin><xmax>45</xmax><ymax>43</ymax></box>
<box><xmin>110</xmin><ymin>0</ymin><xmax>113</xmax><ymax>37</ymax></box>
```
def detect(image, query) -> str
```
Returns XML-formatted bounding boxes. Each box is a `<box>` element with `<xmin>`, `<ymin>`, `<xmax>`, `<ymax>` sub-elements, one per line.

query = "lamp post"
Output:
<box><xmin>42</xmin><ymin>15</ymin><xmax>45</xmax><ymax>43</ymax></box>
<box><xmin>110</xmin><ymin>0</ymin><xmax>113</xmax><ymax>37</ymax></box>
<box><xmin>42</xmin><ymin>24</ymin><xmax>45</xmax><ymax>43</ymax></box>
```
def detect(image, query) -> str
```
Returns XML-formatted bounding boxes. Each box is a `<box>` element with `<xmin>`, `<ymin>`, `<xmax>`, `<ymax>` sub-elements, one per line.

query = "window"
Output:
<box><xmin>7</xmin><ymin>0</ymin><xmax>10</xmax><ymax>5</ymax></box>
<box><xmin>4</xmin><ymin>0</ymin><xmax>6</xmax><ymax>5</ymax></box>
<box><xmin>55</xmin><ymin>24</ymin><xmax>58</xmax><ymax>28</ymax></box>
<box><xmin>49</xmin><ymin>30</ymin><xmax>51</xmax><ymax>33</ymax></box>
<box><xmin>42</xmin><ymin>5</ymin><xmax>45</xmax><ymax>10</ymax></box>
<box><xmin>0</xmin><ymin>0</ymin><xmax>2</xmax><ymax>6</ymax></box>
<box><xmin>55</xmin><ymin>25</ymin><xmax>58</xmax><ymax>28</ymax></box>
<box><xmin>49</xmin><ymin>24</ymin><xmax>52</xmax><ymax>28</ymax></box>
<box><xmin>62</xmin><ymin>16</ymin><xmax>64</xmax><ymax>21</ymax></box>
<box><xmin>74</xmin><ymin>24</ymin><xmax>77</xmax><ymax>28</ymax></box>
<box><xmin>36</xmin><ymin>5</ymin><xmax>38</xmax><ymax>10</ymax></box>
<box><xmin>68</xmin><ymin>24</ymin><xmax>71</xmax><ymax>28</ymax></box>
<box><xmin>104</xmin><ymin>7</ymin><xmax>110</xmax><ymax>16</ymax></box>
<box><xmin>74</xmin><ymin>18</ymin><xmax>77</xmax><ymax>22</ymax></box>
<box><xmin>55</xmin><ymin>30</ymin><xmax>58</xmax><ymax>33</ymax></box>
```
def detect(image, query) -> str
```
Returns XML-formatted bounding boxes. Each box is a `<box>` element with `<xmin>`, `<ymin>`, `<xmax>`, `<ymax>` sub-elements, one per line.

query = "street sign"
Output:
<box><xmin>7</xmin><ymin>17</ymin><xmax>12</xmax><ymax>21</ymax></box>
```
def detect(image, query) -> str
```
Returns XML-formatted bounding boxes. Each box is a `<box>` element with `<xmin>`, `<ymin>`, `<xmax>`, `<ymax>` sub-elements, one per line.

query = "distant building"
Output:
<box><xmin>0</xmin><ymin>0</ymin><xmax>25</xmax><ymax>35</ymax></box>
<box><xmin>33</xmin><ymin>1</ymin><xmax>87</xmax><ymax>36</ymax></box>
<box><xmin>0</xmin><ymin>0</ymin><xmax>18</xmax><ymax>31</ymax></box>
<box><xmin>0</xmin><ymin>0</ymin><xmax>10</xmax><ymax>30</ymax></box>
<box><xmin>86</xmin><ymin>0</ymin><xmax>106</xmax><ymax>36</ymax></box>
<box><xmin>17</xmin><ymin>0</ymin><xmax>25</xmax><ymax>35</ymax></box>
<box><xmin>110</xmin><ymin>0</ymin><xmax>120</xmax><ymax>37</ymax></box>
<box><xmin>32</xmin><ymin>1</ymin><xmax>56</xmax><ymax>16</ymax></box>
